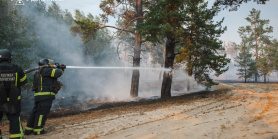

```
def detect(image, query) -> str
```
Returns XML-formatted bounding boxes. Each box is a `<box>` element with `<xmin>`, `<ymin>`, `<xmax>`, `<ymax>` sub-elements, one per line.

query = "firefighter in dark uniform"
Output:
<box><xmin>0</xmin><ymin>49</ymin><xmax>27</xmax><ymax>139</ymax></box>
<box><xmin>25</xmin><ymin>58</ymin><xmax>64</xmax><ymax>135</ymax></box>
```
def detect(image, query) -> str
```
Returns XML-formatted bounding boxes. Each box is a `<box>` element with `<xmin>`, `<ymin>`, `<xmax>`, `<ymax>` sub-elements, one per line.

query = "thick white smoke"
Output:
<box><xmin>18</xmin><ymin>2</ymin><xmax>205</xmax><ymax>112</ymax></box>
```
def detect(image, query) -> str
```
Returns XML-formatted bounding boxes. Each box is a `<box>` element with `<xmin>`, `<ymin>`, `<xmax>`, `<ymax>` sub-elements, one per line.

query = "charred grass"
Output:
<box><xmin>43</xmin><ymin>87</ymin><xmax>231</xmax><ymax>132</ymax></box>
<box><xmin>1</xmin><ymin>87</ymin><xmax>231</xmax><ymax>134</ymax></box>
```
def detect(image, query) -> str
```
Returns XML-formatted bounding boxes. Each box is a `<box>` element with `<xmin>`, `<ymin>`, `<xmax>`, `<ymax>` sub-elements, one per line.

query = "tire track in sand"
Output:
<box><xmin>101</xmin><ymin>93</ymin><xmax>235</xmax><ymax>137</ymax></box>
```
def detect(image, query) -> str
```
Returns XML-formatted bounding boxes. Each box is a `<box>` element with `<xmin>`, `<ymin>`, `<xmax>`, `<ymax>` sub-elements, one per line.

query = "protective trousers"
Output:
<box><xmin>0</xmin><ymin>111</ymin><xmax>24</xmax><ymax>139</ymax></box>
<box><xmin>25</xmin><ymin>99</ymin><xmax>53</xmax><ymax>135</ymax></box>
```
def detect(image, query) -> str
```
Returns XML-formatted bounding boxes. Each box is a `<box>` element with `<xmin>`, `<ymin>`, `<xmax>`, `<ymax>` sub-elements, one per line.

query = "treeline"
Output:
<box><xmin>235</xmin><ymin>8</ymin><xmax>277</xmax><ymax>83</ymax></box>
<box><xmin>85</xmin><ymin>0</ymin><xmax>231</xmax><ymax>97</ymax></box>
<box><xmin>86</xmin><ymin>0</ymin><xmax>270</xmax><ymax>97</ymax></box>
<box><xmin>1</xmin><ymin>0</ymin><xmax>270</xmax><ymax>98</ymax></box>
<box><xmin>0</xmin><ymin>1</ymin><xmax>116</xmax><ymax>87</ymax></box>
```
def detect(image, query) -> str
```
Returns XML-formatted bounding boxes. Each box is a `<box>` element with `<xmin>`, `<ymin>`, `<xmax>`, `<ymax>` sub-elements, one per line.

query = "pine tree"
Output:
<box><xmin>138</xmin><ymin>0</ymin><xmax>229</xmax><ymax>96</ymax></box>
<box><xmin>268</xmin><ymin>39</ymin><xmax>278</xmax><ymax>71</ymax></box>
<box><xmin>71</xmin><ymin>0</ymin><xmax>143</xmax><ymax>97</ymax></box>
<box><xmin>234</xmin><ymin>43</ymin><xmax>254</xmax><ymax>82</ymax></box>
<box><xmin>138</xmin><ymin>0</ymin><xmax>189</xmax><ymax>97</ymax></box>
<box><xmin>238</xmin><ymin>8</ymin><xmax>273</xmax><ymax>82</ymax></box>
<box><xmin>0</xmin><ymin>0</ymin><xmax>35</xmax><ymax>69</ymax></box>
<box><xmin>70</xmin><ymin>10</ymin><xmax>116</xmax><ymax>65</ymax></box>
<box><xmin>176</xmin><ymin>1</ymin><xmax>229</xmax><ymax>88</ymax></box>
<box><xmin>216</xmin><ymin>0</ymin><xmax>268</xmax><ymax>11</ymax></box>
<box><xmin>257</xmin><ymin>37</ymin><xmax>274</xmax><ymax>82</ymax></box>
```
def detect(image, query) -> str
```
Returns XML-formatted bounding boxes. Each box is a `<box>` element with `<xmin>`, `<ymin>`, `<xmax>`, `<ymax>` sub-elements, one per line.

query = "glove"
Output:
<box><xmin>60</xmin><ymin>64</ymin><xmax>66</xmax><ymax>71</ymax></box>
<box><xmin>57</xmin><ymin>64</ymin><xmax>66</xmax><ymax>71</ymax></box>
<box><xmin>58</xmin><ymin>81</ymin><xmax>63</xmax><ymax>90</ymax></box>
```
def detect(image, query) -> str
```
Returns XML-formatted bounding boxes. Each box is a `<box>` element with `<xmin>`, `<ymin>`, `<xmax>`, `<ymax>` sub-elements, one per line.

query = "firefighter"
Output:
<box><xmin>0</xmin><ymin>49</ymin><xmax>27</xmax><ymax>139</ymax></box>
<box><xmin>25</xmin><ymin>58</ymin><xmax>64</xmax><ymax>135</ymax></box>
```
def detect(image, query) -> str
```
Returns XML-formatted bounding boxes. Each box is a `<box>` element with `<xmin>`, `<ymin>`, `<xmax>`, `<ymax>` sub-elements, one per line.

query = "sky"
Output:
<box><xmin>44</xmin><ymin>0</ymin><xmax>278</xmax><ymax>44</ymax></box>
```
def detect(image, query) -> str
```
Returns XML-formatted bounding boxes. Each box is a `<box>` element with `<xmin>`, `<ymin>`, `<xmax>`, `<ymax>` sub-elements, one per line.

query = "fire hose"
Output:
<box><xmin>24</xmin><ymin>63</ymin><xmax>66</xmax><ymax>74</ymax></box>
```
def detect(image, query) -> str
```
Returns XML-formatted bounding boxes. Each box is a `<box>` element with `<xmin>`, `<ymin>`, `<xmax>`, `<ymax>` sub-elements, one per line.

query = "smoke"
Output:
<box><xmin>212</xmin><ymin>62</ymin><xmax>239</xmax><ymax>81</ymax></box>
<box><xmin>18</xmin><ymin>2</ymin><xmax>205</xmax><ymax>112</ymax></box>
<box><xmin>211</xmin><ymin>42</ymin><xmax>240</xmax><ymax>81</ymax></box>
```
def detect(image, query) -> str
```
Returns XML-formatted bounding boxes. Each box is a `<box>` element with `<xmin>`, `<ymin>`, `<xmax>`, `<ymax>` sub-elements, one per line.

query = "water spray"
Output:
<box><xmin>66</xmin><ymin>66</ymin><xmax>172</xmax><ymax>72</ymax></box>
<box><xmin>24</xmin><ymin>65</ymin><xmax>171</xmax><ymax>74</ymax></box>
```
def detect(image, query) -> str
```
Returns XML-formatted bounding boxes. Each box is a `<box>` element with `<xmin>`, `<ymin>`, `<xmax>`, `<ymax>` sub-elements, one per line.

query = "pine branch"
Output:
<box><xmin>97</xmin><ymin>24</ymin><xmax>135</xmax><ymax>34</ymax></box>
<box><xmin>116</xmin><ymin>41</ymin><xmax>124</xmax><ymax>60</ymax></box>
<box><xmin>128</xmin><ymin>55</ymin><xmax>134</xmax><ymax>58</ymax></box>
<box><xmin>117</xmin><ymin>16</ymin><xmax>145</xmax><ymax>36</ymax></box>
<box><xmin>175</xmin><ymin>52</ymin><xmax>181</xmax><ymax>56</ymax></box>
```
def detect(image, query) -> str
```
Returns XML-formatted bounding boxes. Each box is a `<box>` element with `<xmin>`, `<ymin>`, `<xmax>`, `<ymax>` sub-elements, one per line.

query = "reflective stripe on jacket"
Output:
<box><xmin>34</xmin><ymin>67</ymin><xmax>63</xmax><ymax>102</ymax></box>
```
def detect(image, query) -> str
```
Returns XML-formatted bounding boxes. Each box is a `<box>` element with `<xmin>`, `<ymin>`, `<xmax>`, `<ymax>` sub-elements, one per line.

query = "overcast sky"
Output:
<box><xmin>44</xmin><ymin>0</ymin><xmax>278</xmax><ymax>44</ymax></box>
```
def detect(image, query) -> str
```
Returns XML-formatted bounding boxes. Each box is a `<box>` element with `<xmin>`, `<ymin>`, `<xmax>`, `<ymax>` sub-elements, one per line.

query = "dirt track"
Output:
<box><xmin>2</xmin><ymin>83</ymin><xmax>278</xmax><ymax>139</ymax></box>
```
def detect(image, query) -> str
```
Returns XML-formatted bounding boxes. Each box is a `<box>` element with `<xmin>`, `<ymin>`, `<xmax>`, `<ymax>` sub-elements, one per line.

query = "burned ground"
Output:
<box><xmin>1</xmin><ymin>83</ymin><xmax>278</xmax><ymax>139</ymax></box>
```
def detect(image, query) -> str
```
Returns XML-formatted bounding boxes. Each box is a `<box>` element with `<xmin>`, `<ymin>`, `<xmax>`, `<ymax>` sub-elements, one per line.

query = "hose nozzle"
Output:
<box><xmin>54</xmin><ymin>63</ymin><xmax>66</xmax><ymax>70</ymax></box>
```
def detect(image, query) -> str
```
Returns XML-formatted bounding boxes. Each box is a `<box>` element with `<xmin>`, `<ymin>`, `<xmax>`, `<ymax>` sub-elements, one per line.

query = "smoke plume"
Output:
<box><xmin>18</xmin><ymin>1</ymin><xmax>204</xmax><ymax>112</ymax></box>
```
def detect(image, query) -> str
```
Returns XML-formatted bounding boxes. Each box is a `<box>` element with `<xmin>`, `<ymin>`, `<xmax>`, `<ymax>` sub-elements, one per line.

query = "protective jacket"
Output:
<box><xmin>0</xmin><ymin>61</ymin><xmax>27</xmax><ymax>139</ymax></box>
<box><xmin>0</xmin><ymin>61</ymin><xmax>27</xmax><ymax>113</ymax></box>
<box><xmin>33</xmin><ymin>67</ymin><xmax>63</xmax><ymax>102</ymax></box>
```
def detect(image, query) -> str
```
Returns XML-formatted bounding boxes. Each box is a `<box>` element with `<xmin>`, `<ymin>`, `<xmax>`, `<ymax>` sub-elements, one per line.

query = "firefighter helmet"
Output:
<box><xmin>0</xmin><ymin>49</ymin><xmax>12</xmax><ymax>61</ymax></box>
<box><xmin>38</xmin><ymin>58</ymin><xmax>54</xmax><ymax>66</ymax></box>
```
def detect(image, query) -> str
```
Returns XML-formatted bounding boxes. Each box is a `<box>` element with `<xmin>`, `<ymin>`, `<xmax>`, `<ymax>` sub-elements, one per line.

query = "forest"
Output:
<box><xmin>2</xmin><ymin>0</ymin><xmax>278</xmax><ymax>139</ymax></box>
<box><xmin>0</xmin><ymin>0</ymin><xmax>275</xmax><ymax>99</ymax></box>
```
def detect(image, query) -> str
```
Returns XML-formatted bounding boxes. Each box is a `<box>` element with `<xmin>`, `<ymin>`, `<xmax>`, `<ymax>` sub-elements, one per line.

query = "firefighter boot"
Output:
<box><xmin>33</xmin><ymin>129</ymin><xmax>46</xmax><ymax>135</ymax></box>
<box><xmin>24</xmin><ymin>129</ymin><xmax>33</xmax><ymax>135</ymax></box>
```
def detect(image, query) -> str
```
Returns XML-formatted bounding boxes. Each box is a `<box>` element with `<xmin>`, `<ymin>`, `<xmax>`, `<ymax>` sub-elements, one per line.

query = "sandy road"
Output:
<box><xmin>99</xmin><ymin>83</ymin><xmax>278</xmax><ymax>139</ymax></box>
<box><xmin>2</xmin><ymin>83</ymin><xmax>278</xmax><ymax>139</ymax></box>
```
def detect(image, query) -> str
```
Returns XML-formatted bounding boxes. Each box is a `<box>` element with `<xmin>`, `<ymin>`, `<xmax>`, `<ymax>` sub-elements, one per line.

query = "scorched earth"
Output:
<box><xmin>1</xmin><ymin>83</ymin><xmax>278</xmax><ymax>139</ymax></box>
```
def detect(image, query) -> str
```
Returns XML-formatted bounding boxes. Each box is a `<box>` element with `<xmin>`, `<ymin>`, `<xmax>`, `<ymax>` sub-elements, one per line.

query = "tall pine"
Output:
<box><xmin>138</xmin><ymin>0</ymin><xmax>229</xmax><ymax>97</ymax></box>
<box><xmin>176</xmin><ymin>1</ymin><xmax>229</xmax><ymax>88</ymax></box>
<box><xmin>234</xmin><ymin>43</ymin><xmax>254</xmax><ymax>82</ymax></box>
<box><xmin>238</xmin><ymin>8</ymin><xmax>273</xmax><ymax>82</ymax></box>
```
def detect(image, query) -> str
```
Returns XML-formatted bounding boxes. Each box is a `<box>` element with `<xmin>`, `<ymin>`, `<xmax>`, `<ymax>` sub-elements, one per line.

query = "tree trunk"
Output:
<box><xmin>159</xmin><ymin>64</ymin><xmax>163</xmax><ymax>81</ymax></box>
<box><xmin>161</xmin><ymin>37</ymin><xmax>176</xmax><ymax>98</ymax></box>
<box><xmin>130</xmin><ymin>68</ymin><xmax>140</xmax><ymax>97</ymax></box>
<box><xmin>130</xmin><ymin>0</ymin><xmax>143</xmax><ymax>97</ymax></box>
<box><xmin>130</xmin><ymin>32</ymin><xmax>141</xmax><ymax>97</ymax></box>
<box><xmin>264</xmin><ymin>74</ymin><xmax>266</xmax><ymax>83</ymax></box>
<box><xmin>255</xmin><ymin>62</ymin><xmax>258</xmax><ymax>82</ymax></box>
<box><xmin>187</xmin><ymin>55</ymin><xmax>193</xmax><ymax>91</ymax></box>
<box><xmin>254</xmin><ymin>22</ymin><xmax>258</xmax><ymax>82</ymax></box>
<box><xmin>159</xmin><ymin>46</ymin><xmax>166</xmax><ymax>81</ymax></box>
<box><xmin>187</xmin><ymin>80</ymin><xmax>190</xmax><ymax>91</ymax></box>
<box><xmin>244</xmin><ymin>68</ymin><xmax>247</xmax><ymax>83</ymax></box>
